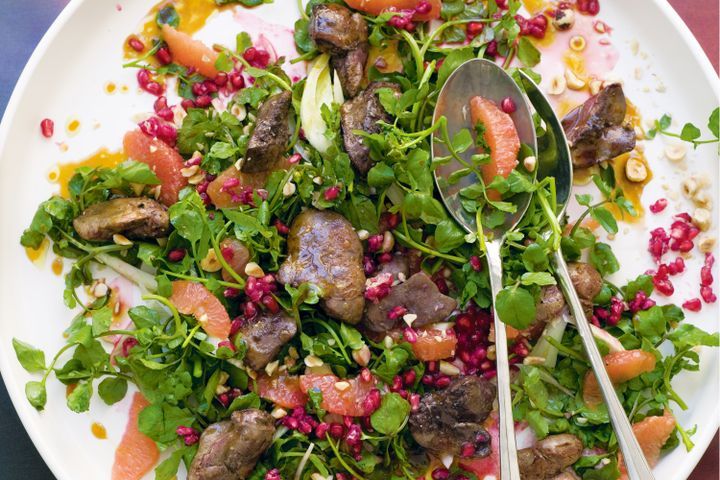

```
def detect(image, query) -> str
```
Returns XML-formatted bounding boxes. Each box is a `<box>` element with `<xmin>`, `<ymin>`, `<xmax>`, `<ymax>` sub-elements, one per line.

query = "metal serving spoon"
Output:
<box><xmin>432</xmin><ymin>58</ymin><xmax>538</xmax><ymax>480</ymax></box>
<box><xmin>518</xmin><ymin>71</ymin><xmax>655</xmax><ymax>480</ymax></box>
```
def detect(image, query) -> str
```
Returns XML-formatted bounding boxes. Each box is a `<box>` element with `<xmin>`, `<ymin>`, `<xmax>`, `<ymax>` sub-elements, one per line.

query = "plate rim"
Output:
<box><xmin>0</xmin><ymin>1</ymin><xmax>717</xmax><ymax>479</ymax></box>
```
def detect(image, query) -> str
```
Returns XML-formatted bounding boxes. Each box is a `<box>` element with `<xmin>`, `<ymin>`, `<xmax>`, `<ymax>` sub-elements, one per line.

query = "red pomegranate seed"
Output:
<box><xmin>137</xmin><ymin>68</ymin><xmax>151</xmax><ymax>87</ymax></box>
<box><xmin>431</xmin><ymin>468</ymin><xmax>450</xmax><ymax>480</ymax></box>
<box><xmin>414</xmin><ymin>1</ymin><xmax>432</xmax><ymax>15</ymax></box>
<box><xmin>181</xmin><ymin>99</ymin><xmax>196</xmax><ymax>110</ymax></box>
<box><xmin>144</xmin><ymin>81</ymin><xmax>164</xmax><ymax>96</ymax></box>
<box><xmin>701</xmin><ymin>286</ymin><xmax>717</xmax><ymax>304</ymax></box>
<box><xmin>155</xmin><ymin>46</ymin><xmax>172</xmax><ymax>65</ymax></box>
<box><xmin>323</xmin><ymin>185</ymin><xmax>340</xmax><ymax>201</ymax></box>
<box><xmin>168</xmin><ymin>249</ymin><xmax>186</xmax><ymax>262</ymax></box>
<box><xmin>653</xmin><ymin>277</ymin><xmax>674</xmax><ymax>296</ymax></box>
<box><xmin>682</xmin><ymin>298</ymin><xmax>702</xmax><ymax>312</ymax></box>
<box><xmin>40</xmin><ymin>118</ymin><xmax>54</xmax><ymax>138</ymax></box>
<box><xmin>434</xmin><ymin>375</ymin><xmax>451</xmax><ymax>388</ymax></box>
<box><xmin>649</xmin><ymin>198</ymin><xmax>668</xmax><ymax>214</ymax></box>
<box><xmin>214</xmin><ymin>72</ymin><xmax>228</xmax><ymax>86</ymax></box>
<box><xmin>388</xmin><ymin>305</ymin><xmax>408</xmax><ymax>320</ymax></box>
<box><xmin>195</xmin><ymin>94</ymin><xmax>212</xmax><ymax>108</ymax></box>
<box><xmin>274</xmin><ymin>219</ymin><xmax>289</xmax><ymax>235</ymax></box>
<box><xmin>403</xmin><ymin>327</ymin><xmax>418</xmax><ymax>343</ymax></box>
<box><xmin>467</xmin><ymin>22</ymin><xmax>484</xmax><ymax>37</ymax></box>
<box><xmin>261</xmin><ymin>295</ymin><xmax>280</xmax><ymax>313</ymax></box>
<box><xmin>127</xmin><ymin>37</ymin><xmax>145</xmax><ymax>52</ymax></box>
<box><xmin>470</xmin><ymin>255</ymin><xmax>483</xmax><ymax>271</ymax></box>
<box><xmin>500</xmin><ymin>97</ymin><xmax>517</xmax><ymax>114</ymax></box>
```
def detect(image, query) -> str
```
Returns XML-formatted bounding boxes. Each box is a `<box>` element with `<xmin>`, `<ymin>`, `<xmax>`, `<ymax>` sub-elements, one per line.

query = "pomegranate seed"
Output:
<box><xmin>363</xmin><ymin>255</ymin><xmax>376</xmax><ymax>276</ymax></box>
<box><xmin>402</xmin><ymin>369</ymin><xmax>416</xmax><ymax>386</ymax></box>
<box><xmin>486</xmin><ymin>40</ymin><xmax>498</xmax><ymax>57</ymax></box>
<box><xmin>222</xmin><ymin>177</ymin><xmax>240</xmax><ymax>191</ymax></box>
<box><xmin>460</xmin><ymin>442</ymin><xmax>476</xmax><ymax>457</ymax></box>
<box><xmin>121</xmin><ymin>337</ymin><xmax>139</xmax><ymax>357</ymax></box>
<box><xmin>467</xmin><ymin>21</ymin><xmax>484</xmax><ymax>37</ymax></box>
<box><xmin>414</xmin><ymin>1</ymin><xmax>432</xmax><ymax>15</ymax></box>
<box><xmin>653</xmin><ymin>277</ymin><xmax>674</xmax><ymax>296</ymax></box>
<box><xmin>144</xmin><ymin>81</ymin><xmax>164</xmax><ymax>96</ymax></box>
<box><xmin>682</xmin><ymin>298</ymin><xmax>702</xmax><ymax>312</ymax></box>
<box><xmin>388</xmin><ymin>305</ymin><xmax>408</xmax><ymax>320</ymax></box>
<box><xmin>500</xmin><ymin>97</ymin><xmax>517</xmax><ymax>114</ymax></box>
<box><xmin>315</xmin><ymin>422</ymin><xmax>329</xmax><ymax>438</ymax></box>
<box><xmin>167</xmin><ymin>249</ymin><xmax>186</xmax><ymax>262</ymax></box>
<box><xmin>181</xmin><ymin>99</ymin><xmax>196</xmax><ymax>111</ymax></box>
<box><xmin>127</xmin><ymin>37</ymin><xmax>145</xmax><ymax>52</ymax></box>
<box><xmin>403</xmin><ymin>327</ymin><xmax>418</xmax><ymax>343</ymax></box>
<box><xmin>649</xmin><ymin>198</ymin><xmax>668</xmax><ymax>214</ymax></box>
<box><xmin>323</xmin><ymin>185</ymin><xmax>340</xmax><ymax>201</ymax></box>
<box><xmin>229</xmin><ymin>71</ymin><xmax>245</xmax><ymax>89</ymax></box>
<box><xmin>155</xmin><ymin>47</ymin><xmax>172</xmax><ymax>65</ymax></box>
<box><xmin>377</xmin><ymin>252</ymin><xmax>393</xmax><ymax>263</ymax></box>
<box><xmin>40</xmin><ymin>118</ymin><xmax>54</xmax><ymax>138</ymax></box>
<box><xmin>360</xmin><ymin>368</ymin><xmax>372</xmax><ymax>382</ymax></box>
<box><xmin>192</xmin><ymin>82</ymin><xmax>208</xmax><ymax>96</ymax></box>
<box><xmin>701</xmin><ymin>286</ymin><xmax>717</xmax><ymax>304</ymax></box>
<box><xmin>367</xmin><ymin>234</ymin><xmax>383</xmax><ymax>252</ymax></box>
<box><xmin>217</xmin><ymin>340</ymin><xmax>236</xmax><ymax>352</ymax></box>
<box><xmin>261</xmin><ymin>295</ymin><xmax>280</xmax><ymax>313</ymax></box>
<box><xmin>136</xmin><ymin>69</ymin><xmax>151</xmax><ymax>87</ymax></box>
<box><xmin>195</xmin><ymin>95</ymin><xmax>212</xmax><ymax>108</ymax></box>
<box><xmin>470</xmin><ymin>255</ymin><xmax>483</xmax><ymax>271</ymax></box>
<box><xmin>432</xmin><ymin>468</ymin><xmax>450</xmax><ymax>480</ymax></box>
<box><xmin>434</xmin><ymin>375</ymin><xmax>451</xmax><ymax>388</ymax></box>
<box><xmin>274</xmin><ymin>219</ymin><xmax>289</xmax><ymax>235</ymax></box>
<box><xmin>214</xmin><ymin>72</ymin><xmax>228</xmax><ymax>86</ymax></box>
<box><xmin>265</xmin><ymin>469</ymin><xmax>282</xmax><ymax>480</ymax></box>
<box><xmin>421</xmin><ymin>374</ymin><xmax>435</xmax><ymax>385</ymax></box>
<box><xmin>243</xmin><ymin>301</ymin><xmax>258</xmax><ymax>320</ymax></box>
<box><xmin>223</xmin><ymin>287</ymin><xmax>241</xmax><ymax>299</ymax></box>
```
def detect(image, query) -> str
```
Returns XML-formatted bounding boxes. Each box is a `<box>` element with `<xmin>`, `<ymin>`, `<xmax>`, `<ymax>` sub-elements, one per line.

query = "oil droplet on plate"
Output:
<box><xmin>52</xmin><ymin>257</ymin><xmax>64</xmax><ymax>276</ymax></box>
<box><xmin>55</xmin><ymin>148</ymin><xmax>125</xmax><ymax>197</ymax></box>
<box><xmin>120</xmin><ymin>85</ymin><xmax>130</xmax><ymax>94</ymax></box>
<box><xmin>105</xmin><ymin>82</ymin><xmax>117</xmax><ymax>94</ymax></box>
<box><xmin>47</xmin><ymin>165</ymin><xmax>60</xmax><ymax>183</ymax></box>
<box><xmin>91</xmin><ymin>422</ymin><xmax>108</xmax><ymax>440</ymax></box>
<box><xmin>25</xmin><ymin>238</ymin><xmax>50</xmax><ymax>264</ymax></box>
<box><xmin>66</xmin><ymin>118</ymin><xmax>81</xmax><ymax>136</ymax></box>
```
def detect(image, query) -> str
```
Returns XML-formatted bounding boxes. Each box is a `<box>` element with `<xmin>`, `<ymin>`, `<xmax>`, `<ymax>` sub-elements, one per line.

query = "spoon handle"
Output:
<box><xmin>553</xmin><ymin>249</ymin><xmax>656</xmax><ymax>480</ymax></box>
<box><xmin>485</xmin><ymin>239</ymin><xmax>522</xmax><ymax>480</ymax></box>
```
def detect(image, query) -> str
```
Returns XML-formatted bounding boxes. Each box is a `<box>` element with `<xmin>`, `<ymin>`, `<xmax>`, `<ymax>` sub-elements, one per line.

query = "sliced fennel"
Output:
<box><xmin>96</xmin><ymin>252</ymin><xmax>158</xmax><ymax>293</ymax></box>
<box><xmin>526</xmin><ymin>314</ymin><xmax>569</xmax><ymax>368</ymax></box>
<box><xmin>300</xmin><ymin>53</ymin><xmax>343</xmax><ymax>154</ymax></box>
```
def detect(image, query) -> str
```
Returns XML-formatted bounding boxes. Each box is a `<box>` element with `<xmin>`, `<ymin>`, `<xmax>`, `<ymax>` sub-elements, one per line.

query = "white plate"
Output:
<box><xmin>0</xmin><ymin>1</ymin><xmax>718</xmax><ymax>479</ymax></box>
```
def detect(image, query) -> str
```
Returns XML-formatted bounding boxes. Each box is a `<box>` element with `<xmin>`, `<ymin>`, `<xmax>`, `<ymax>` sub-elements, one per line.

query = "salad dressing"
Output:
<box><xmin>54</xmin><ymin>149</ymin><xmax>125</xmax><ymax>198</ymax></box>
<box><xmin>51</xmin><ymin>257</ymin><xmax>64</xmax><ymax>276</ymax></box>
<box><xmin>91</xmin><ymin>422</ymin><xmax>108</xmax><ymax>440</ymax></box>
<box><xmin>24</xmin><ymin>237</ymin><xmax>50</xmax><ymax>264</ymax></box>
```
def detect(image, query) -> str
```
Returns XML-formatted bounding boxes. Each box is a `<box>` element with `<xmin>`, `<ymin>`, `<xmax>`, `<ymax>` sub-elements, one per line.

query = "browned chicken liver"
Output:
<box><xmin>242</xmin><ymin>91</ymin><xmax>292</xmax><ymax>173</ymax></box>
<box><xmin>73</xmin><ymin>197</ymin><xmax>169</xmax><ymax>241</ymax></box>
<box><xmin>561</xmin><ymin>84</ymin><xmax>635</xmax><ymax>168</ymax></box>
<box><xmin>568</xmin><ymin>262</ymin><xmax>603</xmax><ymax>316</ymax></box>
<box><xmin>409</xmin><ymin>376</ymin><xmax>496</xmax><ymax>457</ymax></box>
<box><xmin>239</xmin><ymin>311</ymin><xmax>297</xmax><ymax>370</ymax></box>
<box><xmin>518</xmin><ymin>434</ymin><xmax>583</xmax><ymax>480</ymax></box>
<box><xmin>363</xmin><ymin>271</ymin><xmax>457</xmax><ymax>333</ymax></box>
<box><xmin>341</xmin><ymin>82</ymin><xmax>401</xmax><ymax>174</ymax></box>
<box><xmin>309</xmin><ymin>3</ymin><xmax>369</xmax><ymax>97</ymax></box>
<box><xmin>536</xmin><ymin>285</ymin><xmax>566</xmax><ymax>323</ymax></box>
<box><xmin>278</xmin><ymin>209</ymin><xmax>366</xmax><ymax>324</ymax></box>
<box><xmin>188</xmin><ymin>409</ymin><xmax>275</xmax><ymax>480</ymax></box>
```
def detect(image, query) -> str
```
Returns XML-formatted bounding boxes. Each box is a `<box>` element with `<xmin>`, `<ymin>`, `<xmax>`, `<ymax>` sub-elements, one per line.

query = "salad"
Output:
<box><xmin>14</xmin><ymin>1</ymin><xmax>720</xmax><ymax>480</ymax></box>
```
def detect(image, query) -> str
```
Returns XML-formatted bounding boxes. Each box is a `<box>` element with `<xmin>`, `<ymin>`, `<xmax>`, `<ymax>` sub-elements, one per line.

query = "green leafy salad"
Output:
<box><xmin>14</xmin><ymin>1</ymin><xmax>720</xmax><ymax>480</ymax></box>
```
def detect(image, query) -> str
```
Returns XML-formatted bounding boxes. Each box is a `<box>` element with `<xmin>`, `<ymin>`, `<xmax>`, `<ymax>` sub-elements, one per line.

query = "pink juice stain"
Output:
<box><xmin>531</xmin><ymin>13</ymin><xmax>620</xmax><ymax>115</ymax></box>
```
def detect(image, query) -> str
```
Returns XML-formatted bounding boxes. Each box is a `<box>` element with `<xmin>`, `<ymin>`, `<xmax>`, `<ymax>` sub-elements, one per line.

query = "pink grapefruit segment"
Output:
<box><xmin>619</xmin><ymin>410</ymin><xmax>676</xmax><ymax>479</ymax></box>
<box><xmin>112</xmin><ymin>393</ymin><xmax>159</xmax><ymax>480</ymax></box>
<box><xmin>169</xmin><ymin>280</ymin><xmax>231</xmax><ymax>339</ymax></box>
<box><xmin>255</xmin><ymin>373</ymin><xmax>308</xmax><ymax>409</ymax></box>
<box><xmin>161</xmin><ymin>24</ymin><xmax>219</xmax><ymax>79</ymax></box>
<box><xmin>123</xmin><ymin>130</ymin><xmax>187</xmax><ymax>206</ymax></box>
<box><xmin>299</xmin><ymin>373</ymin><xmax>376</xmax><ymax>417</ymax></box>
<box><xmin>469</xmin><ymin>96</ymin><xmax>520</xmax><ymax>200</ymax></box>
<box><xmin>583</xmin><ymin>349</ymin><xmax>656</xmax><ymax>407</ymax></box>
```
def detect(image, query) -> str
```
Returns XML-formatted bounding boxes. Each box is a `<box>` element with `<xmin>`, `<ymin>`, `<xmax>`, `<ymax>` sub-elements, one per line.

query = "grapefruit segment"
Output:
<box><xmin>161</xmin><ymin>24</ymin><xmax>219</xmax><ymax>78</ymax></box>
<box><xmin>169</xmin><ymin>280</ymin><xmax>231</xmax><ymax>338</ymax></box>
<box><xmin>469</xmin><ymin>96</ymin><xmax>520</xmax><ymax>200</ymax></box>
<box><xmin>112</xmin><ymin>393</ymin><xmax>159</xmax><ymax>480</ymax></box>
<box><xmin>207</xmin><ymin>158</ymin><xmax>292</xmax><ymax>208</ymax></box>
<box><xmin>219</xmin><ymin>238</ymin><xmax>251</xmax><ymax>283</ymax></box>
<box><xmin>411</xmin><ymin>328</ymin><xmax>458</xmax><ymax>361</ymax></box>
<box><xmin>583</xmin><ymin>349</ymin><xmax>657</xmax><ymax>406</ymax></box>
<box><xmin>123</xmin><ymin>130</ymin><xmax>187</xmax><ymax>206</ymax></box>
<box><xmin>299</xmin><ymin>373</ymin><xmax>376</xmax><ymax>417</ymax></box>
<box><xmin>255</xmin><ymin>373</ymin><xmax>308</xmax><ymax>409</ymax></box>
<box><xmin>618</xmin><ymin>410</ymin><xmax>676</xmax><ymax>479</ymax></box>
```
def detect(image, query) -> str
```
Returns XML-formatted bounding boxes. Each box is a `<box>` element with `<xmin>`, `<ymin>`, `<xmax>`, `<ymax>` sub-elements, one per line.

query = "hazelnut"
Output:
<box><xmin>565</xmin><ymin>69</ymin><xmax>586</xmax><ymax>90</ymax></box>
<box><xmin>548</xmin><ymin>75</ymin><xmax>567</xmax><ymax>95</ymax></box>
<box><xmin>624</xmin><ymin>158</ymin><xmax>648</xmax><ymax>182</ymax></box>
<box><xmin>691</xmin><ymin>208</ymin><xmax>711</xmax><ymax>231</ymax></box>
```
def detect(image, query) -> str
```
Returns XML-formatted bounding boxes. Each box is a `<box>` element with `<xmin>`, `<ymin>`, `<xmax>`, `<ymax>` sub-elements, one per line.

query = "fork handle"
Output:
<box><xmin>486</xmin><ymin>239</ymin><xmax>522</xmax><ymax>480</ymax></box>
<box><xmin>553</xmin><ymin>249</ymin><xmax>655</xmax><ymax>480</ymax></box>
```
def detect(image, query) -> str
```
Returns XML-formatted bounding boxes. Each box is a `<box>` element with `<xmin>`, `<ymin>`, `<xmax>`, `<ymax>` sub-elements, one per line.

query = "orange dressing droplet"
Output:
<box><xmin>91</xmin><ymin>422</ymin><xmax>108</xmax><ymax>440</ymax></box>
<box><xmin>52</xmin><ymin>257</ymin><xmax>64</xmax><ymax>276</ymax></box>
<box><xmin>67</xmin><ymin>118</ymin><xmax>81</xmax><ymax>135</ymax></box>
<box><xmin>120</xmin><ymin>85</ymin><xmax>130</xmax><ymax>93</ymax></box>
<box><xmin>105</xmin><ymin>82</ymin><xmax>117</xmax><ymax>94</ymax></box>
<box><xmin>124</xmin><ymin>0</ymin><xmax>230</xmax><ymax>60</ymax></box>
<box><xmin>25</xmin><ymin>238</ymin><xmax>50</xmax><ymax>264</ymax></box>
<box><xmin>66</xmin><ymin>383</ymin><xmax>78</xmax><ymax>397</ymax></box>
<box><xmin>47</xmin><ymin>166</ymin><xmax>60</xmax><ymax>183</ymax></box>
<box><xmin>55</xmin><ymin>149</ymin><xmax>125</xmax><ymax>198</ymax></box>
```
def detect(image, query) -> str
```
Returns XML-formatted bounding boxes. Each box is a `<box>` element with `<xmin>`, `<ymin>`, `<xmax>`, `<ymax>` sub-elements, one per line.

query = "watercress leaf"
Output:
<box><xmin>155</xmin><ymin>448</ymin><xmax>186</xmax><ymax>480</ymax></box>
<box><xmin>572</xmin><ymin>227</ymin><xmax>596</xmax><ymax>249</ymax></box>
<box><xmin>520</xmin><ymin>272</ymin><xmax>557</xmax><ymax>286</ymax></box>
<box><xmin>129</xmin><ymin>305</ymin><xmax>169</xmax><ymax>329</ymax></box>
<box><xmin>708</xmin><ymin>107</ymin><xmax>719</xmax><ymax>138</ymax></box>
<box><xmin>438</xmin><ymin>47</ymin><xmax>474</xmax><ymax>86</ymax></box>
<box><xmin>517</xmin><ymin>36</ymin><xmax>541</xmax><ymax>67</ymax></box>
<box><xmin>227</xmin><ymin>392</ymin><xmax>261</xmax><ymax>413</ymax></box>
<box><xmin>668</xmin><ymin>323</ymin><xmax>720</xmax><ymax>350</ymax></box>
<box><xmin>633</xmin><ymin>306</ymin><xmax>667</xmax><ymax>344</ymax></box>
<box><xmin>116</xmin><ymin>161</ymin><xmax>161</xmax><ymax>185</ymax></box>
<box><xmin>25</xmin><ymin>381</ymin><xmax>47</xmax><ymax>410</ymax></box>
<box><xmin>522</xmin><ymin>243</ymin><xmax>549</xmax><ymax>272</ymax></box>
<box><xmin>434</xmin><ymin>219</ymin><xmax>466</xmax><ymax>253</ymax></box>
<box><xmin>496</xmin><ymin>286</ymin><xmax>536</xmax><ymax>330</ymax></box>
<box><xmin>139</xmin><ymin>403</ymin><xmax>195</xmax><ymax>446</ymax></box>
<box><xmin>680</xmin><ymin>123</ymin><xmax>701</xmax><ymax>142</ymax></box>
<box><xmin>91</xmin><ymin>305</ymin><xmax>113</xmax><ymax>336</ymax></box>
<box><xmin>575</xmin><ymin>194</ymin><xmax>593</xmax><ymax>207</ymax></box>
<box><xmin>367</xmin><ymin>162</ymin><xmax>395</xmax><ymax>189</ymax></box>
<box><xmin>67</xmin><ymin>381</ymin><xmax>92</xmax><ymax>413</ymax></box>
<box><xmin>451</xmin><ymin>128</ymin><xmax>474</xmax><ymax>154</ymax></box>
<box><xmin>590</xmin><ymin>207</ymin><xmax>618</xmax><ymax>234</ymax></box>
<box><xmin>589</xmin><ymin>242</ymin><xmax>619</xmax><ymax>276</ymax></box>
<box><xmin>370</xmin><ymin>392</ymin><xmax>410</xmax><ymax>435</ymax></box>
<box><xmin>169</xmin><ymin>205</ymin><xmax>204</xmax><ymax>243</ymax></box>
<box><xmin>623</xmin><ymin>274</ymin><xmax>654</xmax><ymax>300</ymax></box>
<box><xmin>98</xmin><ymin>377</ymin><xmax>128</xmax><ymax>405</ymax></box>
<box><xmin>12</xmin><ymin>338</ymin><xmax>46</xmax><ymax>373</ymax></box>
<box><xmin>236</xmin><ymin>86</ymin><xmax>269</xmax><ymax>108</ymax></box>
<box><xmin>339</xmin><ymin>323</ymin><xmax>365</xmax><ymax>351</ymax></box>
<box><xmin>525</xmin><ymin>410</ymin><xmax>549</xmax><ymax>438</ymax></box>
<box><xmin>236</xmin><ymin>32</ymin><xmax>252</xmax><ymax>54</ymax></box>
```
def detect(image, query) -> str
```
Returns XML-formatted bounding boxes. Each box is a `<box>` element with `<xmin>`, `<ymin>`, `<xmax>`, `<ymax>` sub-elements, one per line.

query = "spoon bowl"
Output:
<box><xmin>432</xmin><ymin>58</ymin><xmax>537</xmax><ymax>237</ymax></box>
